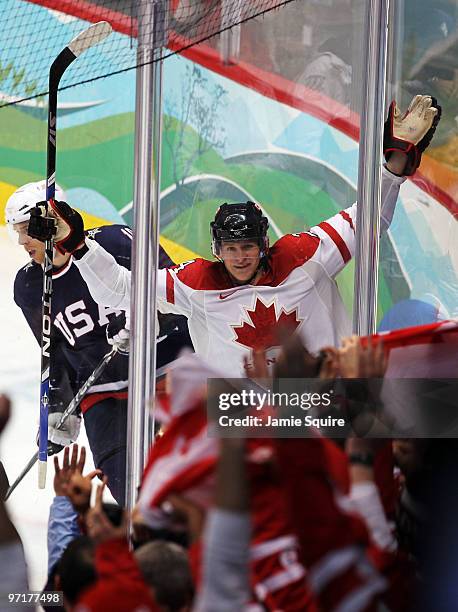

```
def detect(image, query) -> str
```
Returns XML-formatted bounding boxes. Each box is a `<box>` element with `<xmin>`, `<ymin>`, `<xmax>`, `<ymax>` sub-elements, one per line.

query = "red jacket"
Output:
<box><xmin>75</xmin><ymin>537</ymin><xmax>159</xmax><ymax>612</ymax></box>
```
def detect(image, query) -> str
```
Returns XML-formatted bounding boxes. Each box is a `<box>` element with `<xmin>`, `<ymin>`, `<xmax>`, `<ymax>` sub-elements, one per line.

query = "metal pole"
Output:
<box><xmin>220</xmin><ymin>0</ymin><xmax>241</xmax><ymax>65</ymax></box>
<box><xmin>352</xmin><ymin>0</ymin><xmax>390</xmax><ymax>336</ymax></box>
<box><xmin>126</xmin><ymin>0</ymin><xmax>165</xmax><ymax>513</ymax></box>
<box><xmin>386</xmin><ymin>0</ymin><xmax>404</xmax><ymax>105</ymax></box>
<box><xmin>148</xmin><ymin>40</ymin><xmax>165</xmax><ymax>452</ymax></box>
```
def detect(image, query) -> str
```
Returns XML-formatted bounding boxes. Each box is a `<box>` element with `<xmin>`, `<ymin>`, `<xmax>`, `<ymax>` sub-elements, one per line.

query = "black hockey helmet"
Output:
<box><xmin>210</xmin><ymin>201</ymin><xmax>269</xmax><ymax>259</ymax></box>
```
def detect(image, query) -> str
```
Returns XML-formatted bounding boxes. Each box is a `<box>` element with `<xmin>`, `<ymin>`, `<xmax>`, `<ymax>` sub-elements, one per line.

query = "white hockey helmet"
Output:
<box><xmin>5</xmin><ymin>180</ymin><xmax>66</xmax><ymax>225</ymax></box>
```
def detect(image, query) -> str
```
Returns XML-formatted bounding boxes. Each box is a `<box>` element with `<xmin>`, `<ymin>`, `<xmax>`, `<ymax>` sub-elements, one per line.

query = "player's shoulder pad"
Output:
<box><xmin>14</xmin><ymin>261</ymin><xmax>42</xmax><ymax>306</ymax></box>
<box><xmin>271</xmin><ymin>231</ymin><xmax>321</xmax><ymax>259</ymax></box>
<box><xmin>169</xmin><ymin>257</ymin><xmax>201</xmax><ymax>278</ymax></box>
<box><xmin>85</xmin><ymin>224</ymin><xmax>132</xmax><ymax>245</ymax></box>
<box><xmin>264</xmin><ymin>232</ymin><xmax>321</xmax><ymax>282</ymax></box>
<box><xmin>170</xmin><ymin>258</ymin><xmax>230</xmax><ymax>290</ymax></box>
<box><xmin>15</xmin><ymin>260</ymin><xmax>41</xmax><ymax>283</ymax></box>
<box><xmin>86</xmin><ymin>224</ymin><xmax>132</xmax><ymax>262</ymax></box>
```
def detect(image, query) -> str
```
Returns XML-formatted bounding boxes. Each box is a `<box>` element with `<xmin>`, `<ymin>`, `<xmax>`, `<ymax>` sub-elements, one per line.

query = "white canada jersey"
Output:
<box><xmin>74</xmin><ymin>168</ymin><xmax>404</xmax><ymax>377</ymax></box>
<box><xmin>159</xmin><ymin>249</ymin><xmax>350</xmax><ymax>376</ymax></box>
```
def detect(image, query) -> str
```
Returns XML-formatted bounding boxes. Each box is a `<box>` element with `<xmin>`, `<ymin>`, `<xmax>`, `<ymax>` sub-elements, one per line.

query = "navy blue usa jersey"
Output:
<box><xmin>14</xmin><ymin>225</ymin><xmax>186</xmax><ymax>411</ymax></box>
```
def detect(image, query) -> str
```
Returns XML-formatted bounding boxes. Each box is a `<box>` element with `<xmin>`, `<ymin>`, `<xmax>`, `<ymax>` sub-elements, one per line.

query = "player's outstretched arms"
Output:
<box><xmin>383</xmin><ymin>94</ymin><xmax>441</xmax><ymax>177</ymax></box>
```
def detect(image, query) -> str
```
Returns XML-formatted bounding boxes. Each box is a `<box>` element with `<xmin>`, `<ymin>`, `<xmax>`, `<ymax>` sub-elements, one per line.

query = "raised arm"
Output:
<box><xmin>73</xmin><ymin>238</ymin><xmax>131</xmax><ymax>312</ymax></box>
<box><xmin>71</xmin><ymin>239</ymin><xmax>194</xmax><ymax>319</ymax></box>
<box><xmin>302</xmin><ymin>95</ymin><xmax>441</xmax><ymax>278</ymax></box>
<box><xmin>27</xmin><ymin>202</ymin><xmax>192</xmax><ymax>320</ymax></box>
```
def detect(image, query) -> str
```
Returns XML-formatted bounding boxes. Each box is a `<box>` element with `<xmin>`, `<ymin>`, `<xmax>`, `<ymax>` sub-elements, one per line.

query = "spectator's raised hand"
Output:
<box><xmin>53</xmin><ymin>444</ymin><xmax>101</xmax><ymax>508</ymax></box>
<box><xmin>274</xmin><ymin>334</ymin><xmax>325</xmax><ymax>379</ymax></box>
<box><xmin>67</xmin><ymin>470</ymin><xmax>100</xmax><ymax>516</ymax></box>
<box><xmin>53</xmin><ymin>444</ymin><xmax>84</xmax><ymax>496</ymax></box>
<box><xmin>0</xmin><ymin>395</ymin><xmax>11</xmax><ymax>500</ymax></box>
<box><xmin>164</xmin><ymin>494</ymin><xmax>205</xmax><ymax>545</ymax></box>
<box><xmin>0</xmin><ymin>394</ymin><xmax>11</xmax><ymax>436</ymax></box>
<box><xmin>0</xmin><ymin>395</ymin><xmax>19</xmax><ymax>543</ymax></box>
<box><xmin>319</xmin><ymin>346</ymin><xmax>340</xmax><ymax>380</ymax></box>
<box><xmin>338</xmin><ymin>336</ymin><xmax>387</xmax><ymax>378</ymax></box>
<box><xmin>243</xmin><ymin>349</ymin><xmax>269</xmax><ymax>379</ymax></box>
<box><xmin>85</xmin><ymin>477</ymin><xmax>128</xmax><ymax>544</ymax></box>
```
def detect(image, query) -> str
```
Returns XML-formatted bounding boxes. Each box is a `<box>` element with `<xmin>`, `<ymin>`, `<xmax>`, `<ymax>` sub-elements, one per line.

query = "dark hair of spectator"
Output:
<box><xmin>56</xmin><ymin>536</ymin><xmax>96</xmax><ymax>605</ymax></box>
<box><xmin>135</xmin><ymin>540</ymin><xmax>194</xmax><ymax>611</ymax></box>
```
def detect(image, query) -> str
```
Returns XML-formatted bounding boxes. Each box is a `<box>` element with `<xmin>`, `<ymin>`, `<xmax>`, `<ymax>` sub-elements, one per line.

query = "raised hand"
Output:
<box><xmin>53</xmin><ymin>444</ymin><xmax>101</xmax><ymax>506</ymax></box>
<box><xmin>85</xmin><ymin>478</ymin><xmax>127</xmax><ymax>544</ymax></box>
<box><xmin>0</xmin><ymin>394</ymin><xmax>11</xmax><ymax>436</ymax></box>
<box><xmin>338</xmin><ymin>336</ymin><xmax>386</xmax><ymax>379</ymax></box>
<box><xmin>384</xmin><ymin>94</ymin><xmax>441</xmax><ymax>176</ymax></box>
<box><xmin>164</xmin><ymin>493</ymin><xmax>205</xmax><ymax>545</ymax></box>
<box><xmin>28</xmin><ymin>200</ymin><xmax>86</xmax><ymax>255</ymax></box>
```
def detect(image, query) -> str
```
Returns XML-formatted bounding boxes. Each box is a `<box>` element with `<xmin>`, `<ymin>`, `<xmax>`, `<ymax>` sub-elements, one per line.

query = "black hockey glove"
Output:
<box><xmin>34</xmin><ymin>436</ymin><xmax>66</xmax><ymax>457</ymax></box>
<box><xmin>28</xmin><ymin>205</ymin><xmax>57</xmax><ymax>241</ymax></box>
<box><xmin>47</xmin><ymin>441</ymin><xmax>65</xmax><ymax>457</ymax></box>
<box><xmin>28</xmin><ymin>200</ymin><xmax>86</xmax><ymax>255</ymax></box>
<box><xmin>106</xmin><ymin>312</ymin><xmax>130</xmax><ymax>354</ymax></box>
<box><xmin>383</xmin><ymin>95</ymin><xmax>441</xmax><ymax>176</ymax></box>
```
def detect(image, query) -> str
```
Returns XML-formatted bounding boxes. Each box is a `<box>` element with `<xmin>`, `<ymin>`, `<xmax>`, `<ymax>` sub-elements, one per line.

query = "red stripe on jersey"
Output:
<box><xmin>340</xmin><ymin>210</ymin><xmax>355</xmax><ymax>232</ymax></box>
<box><xmin>318</xmin><ymin>221</ymin><xmax>351</xmax><ymax>264</ymax></box>
<box><xmin>171</xmin><ymin>259</ymin><xmax>233</xmax><ymax>291</ymax></box>
<box><xmin>259</xmin><ymin>232</ymin><xmax>321</xmax><ymax>286</ymax></box>
<box><xmin>52</xmin><ymin>257</ymin><xmax>72</xmax><ymax>278</ymax></box>
<box><xmin>81</xmin><ymin>391</ymin><xmax>128</xmax><ymax>414</ymax></box>
<box><xmin>166</xmin><ymin>270</ymin><xmax>175</xmax><ymax>304</ymax></box>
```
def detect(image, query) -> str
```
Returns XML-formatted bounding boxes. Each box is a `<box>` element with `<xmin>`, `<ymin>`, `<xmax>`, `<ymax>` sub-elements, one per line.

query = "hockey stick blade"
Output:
<box><xmin>68</xmin><ymin>21</ymin><xmax>112</xmax><ymax>58</ymax></box>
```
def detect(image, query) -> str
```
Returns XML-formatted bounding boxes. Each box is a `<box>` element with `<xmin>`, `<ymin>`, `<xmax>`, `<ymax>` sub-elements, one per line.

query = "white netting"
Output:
<box><xmin>0</xmin><ymin>0</ymin><xmax>297</xmax><ymax>108</ymax></box>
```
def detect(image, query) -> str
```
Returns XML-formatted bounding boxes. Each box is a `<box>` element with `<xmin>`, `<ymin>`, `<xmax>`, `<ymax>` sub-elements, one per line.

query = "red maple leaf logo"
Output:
<box><xmin>232</xmin><ymin>297</ymin><xmax>301</xmax><ymax>351</ymax></box>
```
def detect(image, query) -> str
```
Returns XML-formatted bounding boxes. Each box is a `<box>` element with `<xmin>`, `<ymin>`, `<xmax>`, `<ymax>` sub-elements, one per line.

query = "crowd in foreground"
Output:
<box><xmin>1</xmin><ymin>333</ymin><xmax>456</xmax><ymax>612</ymax></box>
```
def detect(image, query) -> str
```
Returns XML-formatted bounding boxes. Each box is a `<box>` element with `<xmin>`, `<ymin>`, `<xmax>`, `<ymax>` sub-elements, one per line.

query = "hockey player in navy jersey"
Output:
<box><xmin>6</xmin><ymin>181</ymin><xmax>192</xmax><ymax>503</ymax></box>
<box><xmin>26</xmin><ymin>95</ymin><xmax>440</xmax><ymax>377</ymax></box>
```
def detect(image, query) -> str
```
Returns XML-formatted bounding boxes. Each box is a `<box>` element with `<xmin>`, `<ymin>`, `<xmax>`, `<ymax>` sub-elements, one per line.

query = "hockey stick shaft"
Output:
<box><xmin>55</xmin><ymin>345</ymin><xmax>118</xmax><ymax>429</ymax></box>
<box><xmin>7</xmin><ymin>346</ymin><xmax>118</xmax><ymax>501</ymax></box>
<box><xmin>37</xmin><ymin>65</ymin><xmax>61</xmax><ymax>489</ymax></box>
<box><xmin>5</xmin><ymin>453</ymin><xmax>39</xmax><ymax>502</ymax></box>
<box><xmin>37</xmin><ymin>22</ymin><xmax>112</xmax><ymax>488</ymax></box>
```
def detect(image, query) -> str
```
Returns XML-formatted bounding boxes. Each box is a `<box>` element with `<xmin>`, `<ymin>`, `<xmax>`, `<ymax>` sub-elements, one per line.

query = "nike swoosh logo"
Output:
<box><xmin>219</xmin><ymin>289</ymin><xmax>242</xmax><ymax>299</ymax></box>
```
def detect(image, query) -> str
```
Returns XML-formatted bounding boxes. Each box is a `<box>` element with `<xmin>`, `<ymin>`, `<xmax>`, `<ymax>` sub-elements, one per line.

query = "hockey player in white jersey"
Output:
<box><xmin>27</xmin><ymin>95</ymin><xmax>441</xmax><ymax>376</ymax></box>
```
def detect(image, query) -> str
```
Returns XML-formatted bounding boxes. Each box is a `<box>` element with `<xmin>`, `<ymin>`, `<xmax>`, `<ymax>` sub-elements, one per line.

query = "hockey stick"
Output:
<box><xmin>6</xmin><ymin>345</ymin><xmax>119</xmax><ymax>501</ymax></box>
<box><xmin>38</xmin><ymin>21</ymin><xmax>112</xmax><ymax>489</ymax></box>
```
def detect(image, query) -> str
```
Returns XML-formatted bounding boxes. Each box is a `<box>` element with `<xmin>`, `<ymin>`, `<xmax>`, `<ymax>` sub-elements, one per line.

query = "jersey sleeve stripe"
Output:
<box><xmin>166</xmin><ymin>270</ymin><xmax>175</xmax><ymax>304</ymax></box>
<box><xmin>80</xmin><ymin>390</ymin><xmax>128</xmax><ymax>414</ymax></box>
<box><xmin>318</xmin><ymin>221</ymin><xmax>352</xmax><ymax>264</ymax></box>
<box><xmin>339</xmin><ymin>210</ymin><xmax>355</xmax><ymax>232</ymax></box>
